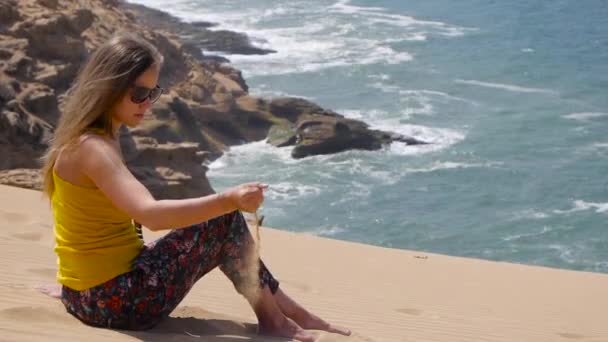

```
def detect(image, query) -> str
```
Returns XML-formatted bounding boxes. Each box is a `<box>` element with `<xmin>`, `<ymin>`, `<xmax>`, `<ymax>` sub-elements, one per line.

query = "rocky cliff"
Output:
<box><xmin>0</xmin><ymin>0</ymin><xmax>426</xmax><ymax>198</ymax></box>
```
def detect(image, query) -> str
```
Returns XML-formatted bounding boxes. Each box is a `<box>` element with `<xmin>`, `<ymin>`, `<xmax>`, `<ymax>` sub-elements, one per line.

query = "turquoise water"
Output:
<box><xmin>130</xmin><ymin>0</ymin><xmax>608</xmax><ymax>273</ymax></box>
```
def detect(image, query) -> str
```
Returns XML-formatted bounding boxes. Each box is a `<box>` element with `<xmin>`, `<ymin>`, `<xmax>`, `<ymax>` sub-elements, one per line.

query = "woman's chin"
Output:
<box><xmin>125</xmin><ymin>121</ymin><xmax>141</xmax><ymax>129</ymax></box>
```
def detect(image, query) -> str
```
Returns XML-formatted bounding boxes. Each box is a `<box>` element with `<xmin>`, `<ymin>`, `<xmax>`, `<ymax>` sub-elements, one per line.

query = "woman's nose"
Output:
<box><xmin>139</xmin><ymin>99</ymin><xmax>152</xmax><ymax>110</ymax></box>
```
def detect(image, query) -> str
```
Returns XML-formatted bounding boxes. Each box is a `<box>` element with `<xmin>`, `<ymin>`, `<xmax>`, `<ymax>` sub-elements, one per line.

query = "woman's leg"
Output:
<box><xmin>274</xmin><ymin>288</ymin><xmax>351</xmax><ymax>336</ymax></box>
<box><xmin>213</xmin><ymin>211</ymin><xmax>349</xmax><ymax>337</ymax></box>
<box><xmin>131</xmin><ymin>210</ymin><xmax>315</xmax><ymax>341</ymax></box>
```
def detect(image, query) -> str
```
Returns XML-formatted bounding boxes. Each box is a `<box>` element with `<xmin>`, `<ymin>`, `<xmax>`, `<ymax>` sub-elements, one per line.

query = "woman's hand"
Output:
<box><xmin>221</xmin><ymin>182</ymin><xmax>268</xmax><ymax>213</ymax></box>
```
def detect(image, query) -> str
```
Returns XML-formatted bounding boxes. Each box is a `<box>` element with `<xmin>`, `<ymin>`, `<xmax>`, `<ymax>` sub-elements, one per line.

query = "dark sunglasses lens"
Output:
<box><xmin>149</xmin><ymin>87</ymin><xmax>163</xmax><ymax>103</ymax></box>
<box><xmin>131</xmin><ymin>87</ymin><xmax>150</xmax><ymax>104</ymax></box>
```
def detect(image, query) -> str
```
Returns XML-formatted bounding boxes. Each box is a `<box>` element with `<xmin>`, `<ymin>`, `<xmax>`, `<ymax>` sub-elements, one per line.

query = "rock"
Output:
<box><xmin>0</xmin><ymin>38</ymin><xmax>28</xmax><ymax>53</ymax></box>
<box><xmin>269</xmin><ymin>97</ymin><xmax>327</xmax><ymax>122</ymax></box>
<box><xmin>152</xmin><ymin>33</ymin><xmax>189</xmax><ymax>87</ymax></box>
<box><xmin>69</xmin><ymin>9</ymin><xmax>95</xmax><ymax>33</ymax></box>
<box><xmin>34</xmin><ymin>63</ymin><xmax>78</xmax><ymax>91</ymax></box>
<box><xmin>0</xmin><ymin>48</ymin><xmax>12</xmax><ymax>60</ymax></box>
<box><xmin>19</xmin><ymin>84</ymin><xmax>58</xmax><ymax>125</ymax></box>
<box><xmin>13</xmin><ymin>15</ymin><xmax>87</xmax><ymax>62</ymax></box>
<box><xmin>0</xmin><ymin>110</ymin><xmax>52</xmax><ymax>169</ymax></box>
<box><xmin>4</xmin><ymin>51</ymin><xmax>34</xmax><ymax>79</ymax></box>
<box><xmin>290</xmin><ymin>115</ymin><xmax>427</xmax><ymax>159</ymax></box>
<box><xmin>123</xmin><ymin>137</ymin><xmax>214</xmax><ymax>199</ymax></box>
<box><xmin>0</xmin><ymin>169</ymin><xmax>42</xmax><ymax>190</ymax></box>
<box><xmin>0</xmin><ymin>79</ymin><xmax>17</xmax><ymax>107</ymax></box>
<box><xmin>267</xmin><ymin>123</ymin><xmax>297</xmax><ymax>147</ymax></box>
<box><xmin>38</xmin><ymin>0</ymin><xmax>59</xmax><ymax>9</ymax></box>
<box><xmin>0</xmin><ymin>1</ymin><xmax>20</xmax><ymax>30</ymax></box>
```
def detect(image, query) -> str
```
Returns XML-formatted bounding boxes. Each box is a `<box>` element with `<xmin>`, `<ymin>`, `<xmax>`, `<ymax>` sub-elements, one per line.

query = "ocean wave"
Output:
<box><xmin>386</xmin><ymin>125</ymin><xmax>466</xmax><ymax>156</ymax></box>
<box><xmin>592</xmin><ymin>142</ymin><xmax>608</xmax><ymax>149</ymax></box>
<box><xmin>502</xmin><ymin>226</ymin><xmax>553</xmax><ymax>242</ymax></box>
<box><xmin>206</xmin><ymin>141</ymin><xmax>297</xmax><ymax>176</ymax></box>
<box><xmin>328</xmin><ymin>0</ymin><xmax>476</xmax><ymax>38</ymax></box>
<box><xmin>129</xmin><ymin>0</ymin><xmax>473</xmax><ymax>76</ymax></box>
<box><xmin>249</xmin><ymin>84</ymin><xmax>316</xmax><ymax>100</ymax></box>
<box><xmin>304</xmin><ymin>225</ymin><xmax>347</xmax><ymax>237</ymax></box>
<box><xmin>454</xmin><ymin>79</ymin><xmax>559</xmax><ymax>95</ymax></box>
<box><xmin>509</xmin><ymin>209</ymin><xmax>551</xmax><ymax>221</ymax></box>
<box><xmin>402</xmin><ymin>160</ymin><xmax>503</xmax><ymax>174</ymax></box>
<box><xmin>562</xmin><ymin>112</ymin><xmax>608</xmax><ymax>122</ymax></box>
<box><xmin>367</xmin><ymin>81</ymin><xmax>479</xmax><ymax>118</ymax></box>
<box><xmin>228</xmin><ymin>35</ymin><xmax>413</xmax><ymax>76</ymax></box>
<box><xmin>553</xmin><ymin>200</ymin><xmax>608</xmax><ymax>215</ymax></box>
<box><xmin>264</xmin><ymin>182</ymin><xmax>322</xmax><ymax>201</ymax></box>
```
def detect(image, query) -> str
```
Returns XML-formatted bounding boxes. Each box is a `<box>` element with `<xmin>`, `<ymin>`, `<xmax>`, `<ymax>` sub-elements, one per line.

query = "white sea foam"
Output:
<box><xmin>368</xmin><ymin>74</ymin><xmax>391</xmax><ymax>81</ymax></box>
<box><xmin>206</xmin><ymin>140</ymin><xmax>296</xmax><ymax>176</ymax></box>
<box><xmin>502</xmin><ymin>226</ymin><xmax>553</xmax><ymax>242</ymax></box>
<box><xmin>264</xmin><ymin>182</ymin><xmax>322</xmax><ymax>202</ymax></box>
<box><xmin>304</xmin><ymin>225</ymin><xmax>347</xmax><ymax>237</ymax></box>
<box><xmin>402</xmin><ymin>161</ymin><xmax>503</xmax><ymax>174</ymax></box>
<box><xmin>509</xmin><ymin>209</ymin><xmax>551</xmax><ymax>221</ymax></box>
<box><xmin>592</xmin><ymin>142</ymin><xmax>608</xmax><ymax>149</ymax></box>
<box><xmin>228</xmin><ymin>36</ymin><xmax>413</xmax><ymax>76</ymax></box>
<box><xmin>386</xmin><ymin>125</ymin><xmax>466</xmax><ymax>156</ymax></box>
<box><xmin>249</xmin><ymin>84</ymin><xmax>316</xmax><ymax>100</ymax></box>
<box><xmin>128</xmin><ymin>0</ymin><xmax>473</xmax><ymax>76</ymax></box>
<box><xmin>563</xmin><ymin>112</ymin><xmax>608</xmax><ymax>122</ymax></box>
<box><xmin>554</xmin><ymin>200</ymin><xmax>608</xmax><ymax>215</ymax></box>
<box><xmin>328</xmin><ymin>0</ymin><xmax>476</xmax><ymax>38</ymax></box>
<box><xmin>454</xmin><ymin>79</ymin><xmax>559</xmax><ymax>95</ymax></box>
<box><xmin>367</xmin><ymin>84</ymin><xmax>479</xmax><ymax>117</ymax></box>
<box><xmin>547</xmin><ymin>244</ymin><xmax>577</xmax><ymax>265</ymax></box>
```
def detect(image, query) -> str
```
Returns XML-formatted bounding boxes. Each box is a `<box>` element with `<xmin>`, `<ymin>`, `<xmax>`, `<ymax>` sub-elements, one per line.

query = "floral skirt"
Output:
<box><xmin>61</xmin><ymin>210</ymin><xmax>279</xmax><ymax>330</ymax></box>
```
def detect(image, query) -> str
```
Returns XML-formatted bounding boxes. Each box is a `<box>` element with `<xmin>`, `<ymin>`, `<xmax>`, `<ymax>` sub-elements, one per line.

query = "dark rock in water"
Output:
<box><xmin>291</xmin><ymin>116</ymin><xmax>380</xmax><ymax>159</ymax></box>
<box><xmin>265</xmin><ymin>97</ymin><xmax>428</xmax><ymax>158</ymax></box>
<box><xmin>190</xmin><ymin>21</ymin><xmax>217</xmax><ymax>29</ymax></box>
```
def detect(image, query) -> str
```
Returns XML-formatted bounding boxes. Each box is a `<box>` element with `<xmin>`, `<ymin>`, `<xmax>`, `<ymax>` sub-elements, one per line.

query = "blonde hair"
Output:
<box><xmin>41</xmin><ymin>32</ymin><xmax>163</xmax><ymax>197</ymax></box>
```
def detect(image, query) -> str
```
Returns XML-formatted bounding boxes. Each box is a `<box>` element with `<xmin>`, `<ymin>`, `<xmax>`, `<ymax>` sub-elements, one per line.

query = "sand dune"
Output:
<box><xmin>0</xmin><ymin>184</ymin><xmax>607</xmax><ymax>341</ymax></box>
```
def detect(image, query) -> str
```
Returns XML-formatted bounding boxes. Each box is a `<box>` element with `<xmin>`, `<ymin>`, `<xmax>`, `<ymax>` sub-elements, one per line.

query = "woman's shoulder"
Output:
<box><xmin>55</xmin><ymin>132</ymin><xmax>121</xmax><ymax>188</ymax></box>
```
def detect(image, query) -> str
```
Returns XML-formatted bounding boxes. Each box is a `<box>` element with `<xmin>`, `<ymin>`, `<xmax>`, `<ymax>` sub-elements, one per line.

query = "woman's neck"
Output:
<box><xmin>111</xmin><ymin>118</ymin><xmax>122</xmax><ymax>139</ymax></box>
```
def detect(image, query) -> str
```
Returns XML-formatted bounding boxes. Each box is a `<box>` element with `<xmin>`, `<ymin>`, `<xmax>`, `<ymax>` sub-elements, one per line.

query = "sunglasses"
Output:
<box><xmin>130</xmin><ymin>85</ymin><xmax>163</xmax><ymax>104</ymax></box>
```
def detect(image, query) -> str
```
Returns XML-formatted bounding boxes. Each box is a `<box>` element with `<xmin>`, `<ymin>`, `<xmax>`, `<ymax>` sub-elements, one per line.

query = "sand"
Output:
<box><xmin>0</xmin><ymin>183</ymin><xmax>607</xmax><ymax>342</ymax></box>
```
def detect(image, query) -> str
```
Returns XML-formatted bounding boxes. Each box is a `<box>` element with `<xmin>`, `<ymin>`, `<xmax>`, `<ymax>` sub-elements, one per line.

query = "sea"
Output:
<box><xmin>128</xmin><ymin>0</ymin><xmax>608</xmax><ymax>274</ymax></box>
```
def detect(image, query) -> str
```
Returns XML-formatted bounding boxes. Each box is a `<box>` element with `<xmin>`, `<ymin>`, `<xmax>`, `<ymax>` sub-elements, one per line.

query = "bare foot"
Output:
<box><xmin>275</xmin><ymin>289</ymin><xmax>351</xmax><ymax>336</ymax></box>
<box><xmin>258</xmin><ymin>315</ymin><xmax>317</xmax><ymax>342</ymax></box>
<box><xmin>35</xmin><ymin>283</ymin><xmax>62</xmax><ymax>299</ymax></box>
<box><xmin>291</xmin><ymin>309</ymin><xmax>351</xmax><ymax>336</ymax></box>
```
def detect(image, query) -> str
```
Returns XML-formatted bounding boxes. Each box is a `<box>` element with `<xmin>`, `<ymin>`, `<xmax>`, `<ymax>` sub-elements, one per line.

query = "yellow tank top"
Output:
<box><xmin>52</xmin><ymin>168</ymin><xmax>143</xmax><ymax>291</ymax></box>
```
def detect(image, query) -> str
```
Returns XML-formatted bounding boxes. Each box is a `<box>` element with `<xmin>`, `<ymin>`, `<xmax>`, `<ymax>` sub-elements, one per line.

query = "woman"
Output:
<box><xmin>40</xmin><ymin>32</ymin><xmax>350</xmax><ymax>341</ymax></box>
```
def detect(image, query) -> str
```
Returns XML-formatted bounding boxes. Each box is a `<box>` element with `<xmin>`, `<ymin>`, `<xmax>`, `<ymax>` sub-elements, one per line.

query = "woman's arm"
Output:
<box><xmin>78</xmin><ymin>135</ymin><xmax>264</xmax><ymax>231</ymax></box>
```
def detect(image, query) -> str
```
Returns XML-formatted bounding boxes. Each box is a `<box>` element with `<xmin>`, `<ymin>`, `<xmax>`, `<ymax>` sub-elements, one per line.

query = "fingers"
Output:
<box><xmin>236</xmin><ymin>182</ymin><xmax>268</xmax><ymax>212</ymax></box>
<box><xmin>244</xmin><ymin>182</ymin><xmax>269</xmax><ymax>191</ymax></box>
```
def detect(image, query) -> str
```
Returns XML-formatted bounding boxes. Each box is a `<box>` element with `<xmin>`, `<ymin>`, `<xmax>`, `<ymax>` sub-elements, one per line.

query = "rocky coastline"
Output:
<box><xmin>0</xmin><ymin>0</ymin><xmax>426</xmax><ymax>198</ymax></box>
